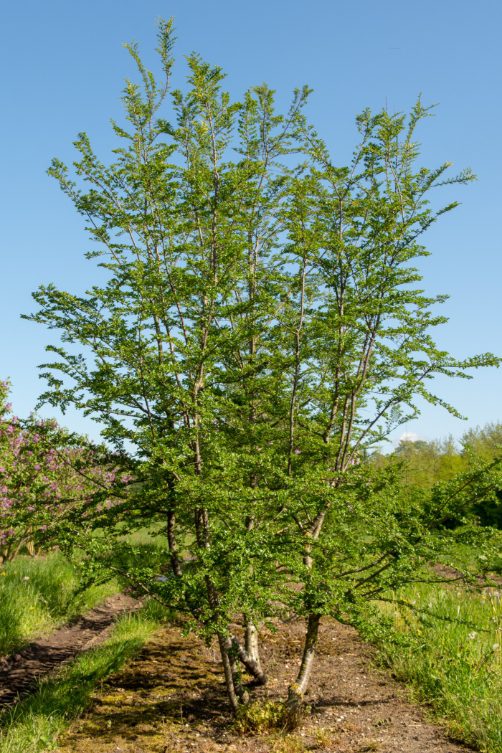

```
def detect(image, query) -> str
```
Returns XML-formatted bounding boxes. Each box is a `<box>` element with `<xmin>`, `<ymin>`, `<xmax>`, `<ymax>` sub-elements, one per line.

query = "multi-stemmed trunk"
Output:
<box><xmin>217</xmin><ymin>625</ymin><xmax>267</xmax><ymax>708</ymax></box>
<box><xmin>193</xmin><ymin>489</ymin><xmax>266</xmax><ymax>707</ymax></box>
<box><xmin>232</xmin><ymin>622</ymin><xmax>266</xmax><ymax>686</ymax></box>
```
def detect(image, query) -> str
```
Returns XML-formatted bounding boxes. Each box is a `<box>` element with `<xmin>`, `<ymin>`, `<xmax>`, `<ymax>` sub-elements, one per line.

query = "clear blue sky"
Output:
<box><xmin>1</xmin><ymin>0</ymin><xmax>500</xmax><ymax>446</ymax></box>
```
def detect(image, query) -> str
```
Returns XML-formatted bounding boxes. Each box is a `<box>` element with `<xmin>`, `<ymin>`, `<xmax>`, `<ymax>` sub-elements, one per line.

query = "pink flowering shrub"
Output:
<box><xmin>0</xmin><ymin>380</ymin><xmax>133</xmax><ymax>562</ymax></box>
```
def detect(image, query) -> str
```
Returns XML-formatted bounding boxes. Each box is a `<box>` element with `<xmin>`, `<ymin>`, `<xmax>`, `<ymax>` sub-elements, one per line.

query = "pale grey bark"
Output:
<box><xmin>245</xmin><ymin>618</ymin><xmax>262</xmax><ymax>670</ymax></box>
<box><xmin>230</xmin><ymin>629</ymin><xmax>267</xmax><ymax>686</ymax></box>
<box><xmin>285</xmin><ymin>613</ymin><xmax>320</xmax><ymax>728</ymax></box>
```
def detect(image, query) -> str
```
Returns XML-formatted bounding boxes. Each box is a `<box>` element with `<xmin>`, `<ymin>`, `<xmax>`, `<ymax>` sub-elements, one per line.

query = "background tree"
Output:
<box><xmin>0</xmin><ymin>379</ymin><xmax>130</xmax><ymax>563</ymax></box>
<box><xmin>373</xmin><ymin>426</ymin><xmax>502</xmax><ymax>528</ymax></box>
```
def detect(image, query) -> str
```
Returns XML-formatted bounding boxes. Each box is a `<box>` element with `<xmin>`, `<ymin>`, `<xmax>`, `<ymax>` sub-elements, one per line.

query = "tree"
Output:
<box><xmin>460</xmin><ymin>425</ymin><xmax>502</xmax><ymax>526</ymax></box>
<box><xmin>0</xmin><ymin>379</ymin><xmax>130</xmax><ymax>563</ymax></box>
<box><xmin>371</xmin><ymin>427</ymin><xmax>502</xmax><ymax>529</ymax></box>
<box><xmin>28</xmin><ymin>20</ymin><xmax>499</xmax><ymax>719</ymax></box>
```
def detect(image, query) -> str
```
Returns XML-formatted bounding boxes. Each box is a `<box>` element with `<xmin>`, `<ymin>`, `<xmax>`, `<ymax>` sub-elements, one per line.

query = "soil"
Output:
<box><xmin>0</xmin><ymin>592</ymin><xmax>139</xmax><ymax>709</ymax></box>
<box><xmin>433</xmin><ymin>562</ymin><xmax>502</xmax><ymax>590</ymax></box>
<box><xmin>55</xmin><ymin>616</ymin><xmax>476</xmax><ymax>753</ymax></box>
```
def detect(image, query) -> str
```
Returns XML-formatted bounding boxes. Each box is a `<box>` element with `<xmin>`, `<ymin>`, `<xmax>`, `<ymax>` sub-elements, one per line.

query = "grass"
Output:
<box><xmin>0</xmin><ymin>600</ymin><xmax>167</xmax><ymax>753</ymax></box>
<box><xmin>440</xmin><ymin>532</ymin><xmax>502</xmax><ymax>575</ymax></box>
<box><xmin>361</xmin><ymin>578</ymin><xmax>502</xmax><ymax>753</ymax></box>
<box><xmin>0</xmin><ymin>552</ymin><xmax>118</xmax><ymax>656</ymax></box>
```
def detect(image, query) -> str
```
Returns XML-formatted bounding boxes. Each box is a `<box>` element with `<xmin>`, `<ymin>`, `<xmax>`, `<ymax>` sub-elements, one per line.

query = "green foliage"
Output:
<box><xmin>374</xmin><ymin>423</ymin><xmax>502</xmax><ymax>528</ymax></box>
<box><xmin>26</xmin><ymin>17</ymin><xmax>500</xmax><ymax>717</ymax></box>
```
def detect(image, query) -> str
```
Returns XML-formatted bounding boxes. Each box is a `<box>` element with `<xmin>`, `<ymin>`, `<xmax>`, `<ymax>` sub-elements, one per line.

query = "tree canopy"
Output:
<box><xmin>26</xmin><ymin>19</ymin><xmax>500</xmax><ymax>719</ymax></box>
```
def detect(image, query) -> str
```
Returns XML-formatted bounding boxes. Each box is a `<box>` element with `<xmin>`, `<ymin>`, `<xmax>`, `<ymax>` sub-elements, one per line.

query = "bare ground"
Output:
<box><xmin>55</xmin><ymin>616</ymin><xmax>477</xmax><ymax>753</ymax></box>
<box><xmin>0</xmin><ymin>592</ymin><xmax>139</xmax><ymax>710</ymax></box>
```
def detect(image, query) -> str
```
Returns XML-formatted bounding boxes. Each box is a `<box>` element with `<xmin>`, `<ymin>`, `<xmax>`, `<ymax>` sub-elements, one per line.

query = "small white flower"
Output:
<box><xmin>467</xmin><ymin>631</ymin><xmax>477</xmax><ymax>640</ymax></box>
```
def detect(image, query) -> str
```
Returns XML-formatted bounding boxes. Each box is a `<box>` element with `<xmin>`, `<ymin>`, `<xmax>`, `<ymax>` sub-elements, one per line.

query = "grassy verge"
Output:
<box><xmin>0</xmin><ymin>553</ymin><xmax>118</xmax><ymax>656</ymax></box>
<box><xmin>0</xmin><ymin>600</ymin><xmax>167</xmax><ymax>753</ymax></box>
<box><xmin>440</xmin><ymin>531</ymin><xmax>502</xmax><ymax>575</ymax></box>
<box><xmin>361</xmin><ymin>580</ymin><xmax>502</xmax><ymax>753</ymax></box>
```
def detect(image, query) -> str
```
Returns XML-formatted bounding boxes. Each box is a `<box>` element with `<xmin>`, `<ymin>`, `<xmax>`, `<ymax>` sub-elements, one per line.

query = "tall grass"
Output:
<box><xmin>361</xmin><ymin>581</ymin><xmax>502</xmax><ymax>753</ymax></box>
<box><xmin>0</xmin><ymin>553</ymin><xmax>118</xmax><ymax>656</ymax></box>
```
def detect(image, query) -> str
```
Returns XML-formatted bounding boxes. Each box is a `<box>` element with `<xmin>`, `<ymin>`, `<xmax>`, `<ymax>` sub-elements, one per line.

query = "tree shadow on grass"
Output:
<box><xmin>0</xmin><ymin>608</ymin><xmax>121</xmax><ymax>711</ymax></box>
<box><xmin>73</xmin><ymin>637</ymin><xmax>231</xmax><ymax>746</ymax></box>
<box><xmin>0</xmin><ymin>636</ymin><xmax>145</xmax><ymax>731</ymax></box>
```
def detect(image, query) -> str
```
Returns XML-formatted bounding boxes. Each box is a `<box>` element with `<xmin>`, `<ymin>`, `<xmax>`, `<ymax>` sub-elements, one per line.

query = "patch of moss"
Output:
<box><xmin>234</xmin><ymin>700</ymin><xmax>287</xmax><ymax>734</ymax></box>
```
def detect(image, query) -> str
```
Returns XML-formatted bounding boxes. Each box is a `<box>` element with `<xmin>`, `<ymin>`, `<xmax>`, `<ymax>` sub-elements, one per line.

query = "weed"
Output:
<box><xmin>358</xmin><ymin>740</ymin><xmax>381</xmax><ymax>752</ymax></box>
<box><xmin>311</xmin><ymin>726</ymin><xmax>333</xmax><ymax>749</ymax></box>
<box><xmin>234</xmin><ymin>701</ymin><xmax>287</xmax><ymax>734</ymax></box>
<box><xmin>270</xmin><ymin>733</ymin><xmax>306</xmax><ymax>753</ymax></box>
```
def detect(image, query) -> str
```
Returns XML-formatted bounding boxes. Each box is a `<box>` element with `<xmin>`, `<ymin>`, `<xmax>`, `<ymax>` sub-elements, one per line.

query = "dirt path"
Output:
<box><xmin>0</xmin><ymin>593</ymin><xmax>139</xmax><ymax>709</ymax></box>
<box><xmin>55</xmin><ymin>617</ymin><xmax>476</xmax><ymax>753</ymax></box>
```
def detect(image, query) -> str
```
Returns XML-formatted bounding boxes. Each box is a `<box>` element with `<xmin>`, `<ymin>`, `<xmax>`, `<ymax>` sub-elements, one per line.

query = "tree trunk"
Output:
<box><xmin>285</xmin><ymin>614</ymin><xmax>320</xmax><ymax>729</ymax></box>
<box><xmin>167</xmin><ymin>509</ymin><xmax>181</xmax><ymax>577</ymax></box>
<box><xmin>242</xmin><ymin>615</ymin><xmax>265</xmax><ymax>683</ymax></box>
<box><xmin>230</xmin><ymin>632</ymin><xmax>267</xmax><ymax>686</ymax></box>
<box><xmin>217</xmin><ymin>634</ymin><xmax>241</xmax><ymax>711</ymax></box>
